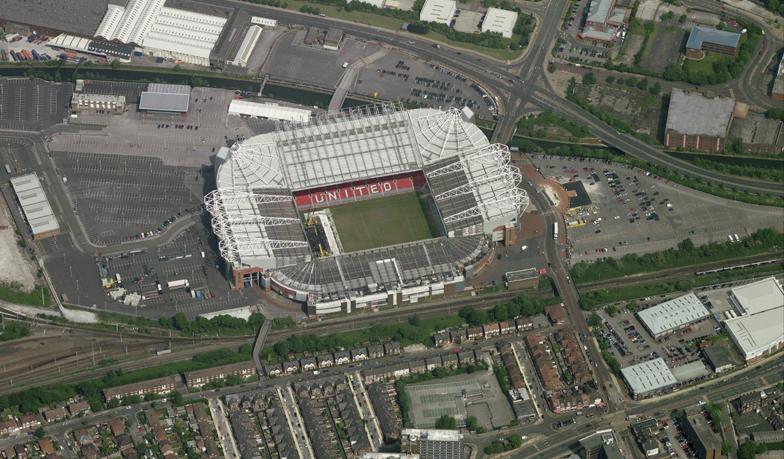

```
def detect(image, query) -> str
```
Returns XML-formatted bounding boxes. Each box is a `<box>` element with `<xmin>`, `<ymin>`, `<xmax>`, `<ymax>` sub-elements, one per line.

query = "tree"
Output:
<box><xmin>509</xmin><ymin>434</ymin><xmax>523</xmax><ymax>449</ymax></box>
<box><xmin>681</xmin><ymin>238</ymin><xmax>695</xmax><ymax>252</ymax></box>
<box><xmin>35</xmin><ymin>426</ymin><xmax>45</xmax><ymax>438</ymax></box>
<box><xmin>435</xmin><ymin>415</ymin><xmax>457</xmax><ymax>429</ymax></box>
<box><xmin>605</xmin><ymin>75</ymin><xmax>615</xmax><ymax>83</ymax></box>
<box><xmin>110</xmin><ymin>59</ymin><xmax>121</xmax><ymax>69</ymax></box>
<box><xmin>548</xmin><ymin>64</ymin><xmax>556</xmax><ymax>73</ymax></box>
<box><xmin>170</xmin><ymin>391</ymin><xmax>183</xmax><ymax>404</ymax></box>
<box><xmin>626</xmin><ymin>76</ymin><xmax>638</xmax><ymax>87</ymax></box>
<box><xmin>606</xmin><ymin>305</ymin><xmax>618</xmax><ymax>317</ymax></box>
<box><xmin>173</xmin><ymin>65</ymin><xmax>181</xmax><ymax>72</ymax></box>
<box><xmin>637</xmin><ymin>77</ymin><xmax>648</xmax><ymax>90</ymax></box>
<box><xmin>466</xmin><ymin>416</ymin><xmax>479</xmax><ymax>432</ymax></box>
<box><xmin>408</xmin><ymin>314</ymin><xmax>421</xmax><ymax>327</ymax></box>
<box><xmin>583</xmin><ymin>72</ymin><xmax>596</xmax><ymax>85</ymax></box>
<box><xmin>650</xmin><ymin>81</ymin><xmax>661</xmax><ymax>95</ymax></box>
<box><xmin>721</xmin><ymin>441</ymin><xmax>733</xmax><ymax>455</ymax></box>
<box><xmin>628</xmin><ymin>301</ymin><xmax>638</xmax><ymax>312</ymax></box>
<box><xmin>739</xmin><ymin>441</ymin><xmax>757</xmax><ymax>459</ymax></box>
<box><xmin>300</xmin><ymin>5</ymin><xmax>310</xmax><ymax>11</ymax></box>
<box><xmin>588</xmin><ymin>313</ymin><xmax>602</xmax><ymax>327</ymax></box>
<box><xmin>733</xmin><ymin>139</ymin><xmax>745</xmax><ymax>154</ymax></box>
<box><xmin>679</xmin><ymin>14</ymin><xmax>687</xmax><ymax>23</ymax></box>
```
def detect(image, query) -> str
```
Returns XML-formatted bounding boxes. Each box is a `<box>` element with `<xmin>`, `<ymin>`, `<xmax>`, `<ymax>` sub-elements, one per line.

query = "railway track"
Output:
<box><xmin>575</xmin><ymin>251</ymin><xmax>783</xmax><ymax>294</ymax></box>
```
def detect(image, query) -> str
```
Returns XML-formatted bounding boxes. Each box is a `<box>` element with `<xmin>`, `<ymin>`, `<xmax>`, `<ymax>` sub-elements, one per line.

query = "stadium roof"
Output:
<box><xmin>725</xmin><ymin>306</ymin><xmax>784</xmax><ymax>360</ymax></box>
<box><xmin>636</xmin><ymin>293</ymin><xmax>710</xmax><ymax>336</ymax></box>
<box><xmin>621</xmin><ymin>358</ymin><xmax>677</xmax><ymax>395</ymax></box>
<box><xmin>481</xmin><ymin>8</ymin><xmax>518</xmax><ymax>39</ymax></box>
<box><xmin>228</xmin><ymin>100</ymin><xmax>312</xmax><ymax>123</ymax></box>
<box><xmin>210</xmin><ymin>103</ymin><xmax>528</xmax><ymax>278</ymax></box>
<box><xmin>686</xmin><ymin>26</ymin><xmax>741</xmax><ymax>51</ymax></box>
<box><xmin>139</xmin><ymin>83</ymin><xmax>191</xmax><ymax>112</ymax></box>
<box><xmin>665</xmin><ymin>89</ymin><xmax>736</xmax><ymax>138</ymax></box>
<box><xmin>729</xmin><ymin>277</ymin><xmax>784</xmax><ymax>316</ymax></box>
<box><xmin>10</xmin><ymin>173</ymin><xmax>59</xmax><ymax>236</ymax></box>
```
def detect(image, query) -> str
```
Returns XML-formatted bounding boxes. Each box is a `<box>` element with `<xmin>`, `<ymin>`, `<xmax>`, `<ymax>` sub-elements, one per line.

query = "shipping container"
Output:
<box><xmin>31</xmin><ymin>49</ymin><xmax>40</xmax><ymax>61</ymax></box>
<box><xmin>97</xmin><ymin>58</ymin><xmax>106</xmax><ymax>64</ymax></box>
<box><xmin>156</xmin><ymin>57</ymin><xmax>164</xmax><ymax>63</ymax></box>
<box><xmin>10</xmin><ymin>50</ymin><xmax>17</xmax><ymax>61</ymax></box>
<box><xmin>4</xmin><ymin>165</ymin><xmax>12</xmax><ymax>175</ymax></box>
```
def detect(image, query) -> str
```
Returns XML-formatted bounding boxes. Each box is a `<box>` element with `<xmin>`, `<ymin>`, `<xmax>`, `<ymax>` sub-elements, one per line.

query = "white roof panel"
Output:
<box><xmin>10</xmin><ymin>173</ymin><xmax>59</xmax><ymax>236</ymax></box>
<box><xmin>420</xmin><ymin>0</ymin><xmax>456</xmax><ymax>24</ymax></box>
<box><xmin>621</xmin><ymin>358</ymin><xmax>677</xmax><ymax>395</ymax></box>
<box><xmin>229</xmin><ymin>100</ymin><xmax>311</xmax><ymax>123</ymax></box>
<box><xmin>730</xmin><ymin>277</ymin><xmax>784</xmax><ymax>316</ymax></box>
<box><xmin>726</xmin><ymin>307</ymin><xmax>784</xmax><ymax>359</ymax></box>
<box><xmin>481</xmin><ymin>8</ymin><xmax>518</xmax><ymax>39</ymax></box>
<box><xmin>636</xmin><ymin>293</ymin><xmax>710</xmax><ymax>336</ymax></box>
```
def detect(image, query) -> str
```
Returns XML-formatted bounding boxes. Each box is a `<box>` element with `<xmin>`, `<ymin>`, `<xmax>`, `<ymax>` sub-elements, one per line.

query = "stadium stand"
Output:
<box><xmin>207</xmin><ymin>102</ymin><xmax>529</xmax><ymax>315</ymax></box>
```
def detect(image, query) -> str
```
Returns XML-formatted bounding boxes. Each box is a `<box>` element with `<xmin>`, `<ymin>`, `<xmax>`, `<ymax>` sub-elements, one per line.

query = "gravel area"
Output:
<box><xmin>0</xmin><ymin>202</ymin><xmax>37</xmax><ymax>292</ymax></box>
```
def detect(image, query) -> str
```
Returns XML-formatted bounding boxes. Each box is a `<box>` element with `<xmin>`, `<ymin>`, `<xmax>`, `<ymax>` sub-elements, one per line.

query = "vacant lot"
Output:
<box><xmin>328</xmin><ymin>193</ymin><xmax>436</xmax><ymax>252</ymax></box>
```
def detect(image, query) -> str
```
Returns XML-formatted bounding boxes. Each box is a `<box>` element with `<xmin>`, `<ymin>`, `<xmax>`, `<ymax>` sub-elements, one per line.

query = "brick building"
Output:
<box><xmin>102</xmin><ymin>376</ymin><xmax>178</xmax><ymax>401</ymax></box>
<box><xmin>183</xmin><ymin>361</ymin><xmax>257</xmax><ymax>388</ymax></box>
<box><xmin>685</xmin><ymin>27</ymin><xmax>741</xmax><ymax>58</ymax></box>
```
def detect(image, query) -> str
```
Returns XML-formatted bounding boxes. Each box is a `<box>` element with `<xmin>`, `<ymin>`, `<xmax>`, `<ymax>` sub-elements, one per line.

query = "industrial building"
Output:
<box><xmin>664</xmin><ymin>89</ymin><xmax>737</xmax><ymax>152</ymax></box>
<box><xmin>620</xmin><ymin>358</ymin><xmax>677</xmax><ymax>400</ymax></box>
<box><xmin>0</xmin><ymin>0</ymin><xmax>109</xmax><ymax>38</ymax></box>
<box><xmin>71</xmin><ymin>94</ymin><xmax>126</xmax><ymax>114</ymax></box>
<box><xmin>207</xmin><ymin>103</ymin><xmax>528</xmax><ymax>315</ymax></box>
<box><xmin>228</xmin><ymin>25</ymin><xmax>261</xmax><ymax>67</ymax></box>
<box><xmin>228</xmin><ymin>100</ymin><xmax>312</xmax><ymax>124</ymax></box>
<box><xmin>505</xmin><ymin>268</ymin><xmax>539</xmax><ymax>290</ymax></box>
<box><xmin>685</xmin><ymin>26</ymin><xmax>740</xmax><ymax>58</ymax></box>
<box><xmin>419</xmin><ymin>0</ymin><xmax>457</xmax><ymax>25</ymax></box>
<box><xmin>578</xmin><ymin>430</ymin><xmax>624</xmax><ymax>459</ymax></box>
<box><xmin>93</xmin><ymin>0</ymin><xmax>229</xmax><ymax>66</ymax></box>
<box><xmin>702</xmin><ymin>345</ymin><xmax>733</xmax><ymax>373</ymax></box>
<box><xmin>400</xmin><ymin>429</ymin><xmax>462</xmax><ymax>459</ymax></box>
<box><xmin>773</xmin><ymin>54</ymin><xmax>784</xmax><ymax>102</ymax></box>
<box><xmin>725</xmin><ymin>277</ymin><xmax>784</xmax><ymax>362</ymax></box>
<box><xmin>679</xmin><ymin>408</ymin><xmax>722</xmax><ymax>459</ymax></box>
<box><xmin>138</xmin><ymin>83</ymin><xmax>191</xmax><ymax>116</ymax></box>
<box><xmin>727</xmin><ymin>113</ymin><xmax>783</xmax><ymax>155</ymax></box>
<box><xmin>10</xmin><ymin>173</ymin><xmax>60</xmax><ymax>239</ymax></box>
<box><xmin>481</xmin><ymin>8</ymin><xmax>518</xmax><ymax>39</ymax></box>
<box><xmin>636</xmin><ymin>292</ymin><xmax>711</xmax><ymax>338</ymax></box>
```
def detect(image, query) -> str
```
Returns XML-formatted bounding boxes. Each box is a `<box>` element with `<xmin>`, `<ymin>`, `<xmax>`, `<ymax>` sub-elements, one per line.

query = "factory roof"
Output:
<box><xmin>10</xmin><ymin>173</ymin><xmax>59</xmax><ymax>236</ymax></box>
<box><xmin>686</xmin><ymin>26</ymin><xmax>741</xmax><ymax>50</ymax></box>
<box><xmin>728</xmin><ymin>115</ymin><xmax>783</xmax><ymax>146</ymax></box>
<box><xmin>481</xmin><ymin>8</ymin><xmax>518</xmax><ymax>39</ymax></box>
<box><xmin>586</xmin><ymin>0</ymin><xmax>615</xmax><ymax>25</ymax></box>
<box><xmin>620</xmin><ymin>358</ymin><xmax>677</xmax><ymax>395</ymax></box>
<box><xmin>72</xmin><ymin>93</ymin><xmax>127</xmax><ymax>105</ymax></box>
<box><xmin>49</xmin><ymin>34</ymin><xmax>94</xmax><ymax>52</ymax></box>
<box><xmin>665</xmin><ymin>89</ymin><xmax>736</xmax><ymax>138</ymax></box>
<box><xmin>670</xmin><ymin>361</ymin><xmax>711</xmax><ymax>383</ymax></box>
<box><xmin>228</xmin><ymin>100</ymin><xmax>312</xmax><ymax>124</ymax></box>
<box><xmin>88</xmin><ymin>40</ymin><xmax>134</xmax><ymax>58</ymax></box>
<box><xmin>419</xmin><ymin>0</ymin><xmax>457</xmax><ymax>24</ymax></box>
<box><xmin>636</xmin><ymin>293</ymin><xmax>710</xmax><ymax>336</ymax></box>
<box><xmin>401</xmin><ymin>428</ymin><xmax>460</xmax><ymax>442</ymax></box>
<box><xmin>231</xmin><ymin>24</ymin><xmax>262</xmax><ymax>66</ymax></box>
<box><xmin>703</xmin><ymin>345</ymin><xmax>732</xmax><ymax>370</ymax></box>
<box><xmin>729</xmin><ymin>277</ymin><xmax>784</xmax><ymax>316</ymax></box>
<box><xmin>139</xmin><ymin>83</ymin><xmax>191</xmax><ymax>112</ymax></box>
<box><xmin>1</xmin><ymin>0</ymin><xmax>109</xmax><ymax>37</ymax></box>
<box><xmin>725</xmin><ymin>306</ymin><xmax>784</xmax><ymax>358</ymax></box>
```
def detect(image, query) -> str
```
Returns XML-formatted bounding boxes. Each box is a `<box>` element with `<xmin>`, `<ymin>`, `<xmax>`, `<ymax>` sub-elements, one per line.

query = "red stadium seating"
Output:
<box><xmin>293</xmin><ymin>174</ymin><xmax>422</xmax><ymax>210</ymax></box>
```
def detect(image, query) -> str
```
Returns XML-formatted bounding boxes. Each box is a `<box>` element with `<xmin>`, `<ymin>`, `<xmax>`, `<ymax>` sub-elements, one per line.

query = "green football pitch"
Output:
<box><xmin>326</xmin><ymin>193</ymin><xmax>438</xmax><ymax>253</ymax></box>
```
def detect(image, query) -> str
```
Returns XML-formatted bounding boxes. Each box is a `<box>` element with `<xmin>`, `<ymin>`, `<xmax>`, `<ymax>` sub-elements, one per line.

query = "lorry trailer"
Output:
<box><xmin>167</xmin><ymin>279</ymin><xmax>189</xmax><ymax>290</ymax></box>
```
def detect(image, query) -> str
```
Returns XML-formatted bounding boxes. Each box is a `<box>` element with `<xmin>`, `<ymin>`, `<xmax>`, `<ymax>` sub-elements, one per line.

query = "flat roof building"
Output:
<box><xmin>228</xmin><ymin>24</ymin><xmax>261</xmax><ymax>68</ymax></box>
<box><xmin>579</xmin><ymin>430</ymin><xmax>623</xmax><ymax>459</ymax></box>
<box><xmin>71</xmin><ymin>93</ymin><xmax>126</xmax><ymax>114</ymax></box>
<box><xmin>685</xmin><ymin>26</ymin><xmax>740</xmax><ymax>58</ymax></box>
<box><xmin>773</xmin><ymin>54</ymin><xmax>784</xmax><ymax>102</ymax></box>
<box><xmin>620</xmin><ymin>358</ymin><xmax>677</xmax><ymax>400</ymax></box>
<box><xmin>725</xmin><ymin>277</ymin><xmax>784</xmax><ymax>362</ymax></box>
<box><xmin>481</xmin><ymin>8</ymin><xmax>518</xmax><ymax>39</ymax></box>
<box><xmin>727</xmin><ymin>114</ymin><xmax>783</xmax><ymax>156</ymax></box>
<box><xmin>419</xmin><ymin>0</ymin><xmax>457</xmax><ymax>25</ymax></box>
<box><xmin>680</xmin><ymin>408</ymin><xmax>722</xmax><ymax>459</ymax></box>
<box><xmin>630</xmin><ymin>419</ymin><xmax>660</xmax><ymax>457</ymax></box>
<box><xmin>636</xmin><ymin>293</ymin><xmax>710</xmax><ymax>338</ymax></box>
<box><xmin>139</xmin><ymin>83</ymin><xmax>191</xmax><ymax>115</ymax></box>
<box><xmin>401</xmin><ymin>429</ymin><xmax>461</xmax><ymax>459</ymax></box>
<box><xmin>505</xmin><ymin>268</ymin><xmax>539</xmax><ymax>290</ymax></box>
<box><xmin>10</xmin><ymin>173</ymin><xmax>60</xmax><ymax>239</ymax></box>
<box><xmin>702</xmin><ymin>345</ymin><xmax>733</xmax><ymax>373</ymax></box>
<box><xmin>664</xmin><ymin>89</ymin><xmax>737</xmax><ymax>152</ymax></box>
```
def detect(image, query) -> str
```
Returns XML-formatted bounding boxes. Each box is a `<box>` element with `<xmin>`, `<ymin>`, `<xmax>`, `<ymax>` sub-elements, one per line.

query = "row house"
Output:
<box><xmin>362</xmin><ymin>363</ymin><xmax>410</xmax><ymax>383</ymax></box>
<box><xmin>0</xmin><ymin>419</ymin><xmax>18</xmax><ymax>435</ymax></box>
<box><xmin>433</xmin><ymin>332</ymin><xmax>449</xmax><ymax>346</ymax></box>
<box><xmin>516</xmin><ymin>317</ymin><xmax>533</xmax><ymax>331</ymax></box>
<box><xmin>450</xmin><ymin>329</ymin><xmax>467</xmax><ymax>343</ymax></box>
<box><xmin>102</xmin><ymin>376</ymin><xmax>178</xmax><ymax>401</ymax></box>
<box><xmin>409</xmin><ymin>360</ymin><xmax>426</xmax><ymax>374</ymax></box>
<box><xmin>368</xmin><ymin>344</ymin><xmax>385</xmax><ymax>359</ymax></box>
<box><xmin>499</xmin><ymin>321</ymin><xmax>515</xmax><ymax>335</ymax></box>
<box><xmin>317</xmin><ymin>354</ymin><xmax>334</xmax><ymax>367</ymax></box>
<box><xmin>483</xmin><ymin>323</ymin><xmax>501</xmax><ymax>338</ymax></box>
<box><xmin>442</xmin><ymin>353</ymin><xmax>458</xmax><ymax>368</ymax></box>
<box><xmin>384</xmin><ymin>342</ymin><xmax>401</xmax><ymax>355</ymax></box>
<box><xmin>264</xmin><ymin>363</ymin><xmax>283</xmax><ymax>377</ymax></box>
<box><xmin>300</xmin><ymin>357</ymin><xmax>317</xmax><ymax>371</ymax></box>
<box><xmin>334</xmin><ymin>351</ymin><xmax>351</xmax><ymax>365</ymax></box>
<box><xmin>457</xmin><ymin>351</ymin><xmax>475</xmax><ymax>366</ymax></box>
<box><xmin>68</xmin><ymin>401</ymin><xmax>91</xmax><ymax>417</ymax></box>
<box><xmin>367</xmin><ymin>383</ymin><xmax>401</xmax><ymax>442</ymax></box>
<box><xmin>351</xmin><ymin>348</ymin><xmax>368</xmax><ymax>361</ymax></box>
<box><xmin>283</xmin><ymin>361</ymin><xmax>300</xmax><ymax>374</ymax></box>
<box><xmin>293</xmin><ymin>378</ymin><xmax>347</xmax><ymax>398</ymax></box>
<box><xmin>43</xmin><ymin>407</ymin><xmax>66</xmax><ymax>423</ymax></box>
<box><xmin>426</xmin><ymin>355</ymin><xmax>442</xmax><ymax>371</ymax></box>
<box><xmin>183</xmin><ymin>360</ymin><xmax>257</xmax><ymax>388</ymax></box>
<box><xmin>18</xmin><ymin>414</ymin><xmax>40</xmax><ymax>430</ymax></box>
<box><xmin>467</xmin><ymin>327</ymin><xmax>483</xmax><ymax>340</ymax></box>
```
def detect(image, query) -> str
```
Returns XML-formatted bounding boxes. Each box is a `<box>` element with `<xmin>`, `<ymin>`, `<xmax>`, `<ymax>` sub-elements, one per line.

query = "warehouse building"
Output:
<box><xmin>685</xmin><ymin>26</ymin><xmax>740</xmax><ymax>58</ymax></box>
<box><xmin>88</xmin><ymin>40</ymin><xmax>134</xmax><ymax>59</ymax></box>
<box><xmin>71</xmin><ymin>94</ymin><xmax>126</xmax><ymax>114</ymax></box>
<box><xmin>419</xmin><ymin>0</ymin><xmax>457</xmax><ymax>25</ymax></box>
<box><xmin>636</xmin><ymin>292</ymin><xmax>710</xmax><ymax>338</ymax></box>
<box><xmin>138</xmin><ymin>83</ymin><xmax>191</xmax><ymax>116</ymax></box>
<box><xmin>725</xmin><ymin>277</ymin><xmax>784</xmax><ymax>362</ymax></box>
<box><xmin>93</xmin><ymin>0</ymin><xmax>229</xmax><ymax>66</ymax></box>
<box><xmin>228</xmin><ymin>25</ymin><xmax>261</xmax><ymax>67</ymax></box>
<box><xmin>481</xmin><ymin>8</ymin><xmax>518</xmax><ymax>39</ymax></box>
<box><xmin>727</xmin><ymin>114</ymin><xmax>783</xmax><ymax>155</ymax></box>
<box><xmin>664</xmin><ymin>89</ymin><xmax>738</xmax><ymax>152</ymax></box>
<box><xmin>10</xmin><ymin>173</ymin><xmax>60</xmax><ymax>239</ymax></box>
<box><xmin>620</xmin><ymin>358</ymin><xmax>677</xmax><ymax>400</ymax></box>
<box><xmin>702</xmin><ymin>345</ymin><xmax>733</xmax><ymax>373</ymax></box>
<box><xmin>228</xmin><ymin>100</ymin><xmax>312</xmax><ymax>123</ymax></box>
<box><xmin>505</xmin><ymin>268</ymin><xmax>539</xmax><ymax>290</ymax></box>
<box><xmin>0</xmin><ymin>0</ymin><xmax>108</xmax><ymax>38</ymax></box>
<box><xmin>679</xmin><ymin>408</ymin><xmax>722</xmax><ymax>459</ymax></box>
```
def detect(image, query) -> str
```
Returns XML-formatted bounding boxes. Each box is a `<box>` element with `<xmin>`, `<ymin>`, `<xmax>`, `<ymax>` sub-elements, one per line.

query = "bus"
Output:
<box><xmin>4</xmin><ymin>164</ymin><xmax>11</xmax><ymax>175</ymax></box>
<box><xmin>553</xmin><ymin>222</ymin><xmax>559</xmax><ymax>240</ymax></box>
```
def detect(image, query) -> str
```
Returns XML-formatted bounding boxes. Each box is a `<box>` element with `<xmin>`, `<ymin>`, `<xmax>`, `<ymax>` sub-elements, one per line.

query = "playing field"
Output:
<box><xmin>327</xmin><ymin>193</ymin><xmax>437</xmax><ymax>253</ymax></box>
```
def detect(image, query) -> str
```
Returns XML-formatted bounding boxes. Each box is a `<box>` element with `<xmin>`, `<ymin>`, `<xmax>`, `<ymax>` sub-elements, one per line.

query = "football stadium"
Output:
<box><xmin>206</xmin><ymin>103</ymin><xmax>529</xmax><ymax>316</ymax></box>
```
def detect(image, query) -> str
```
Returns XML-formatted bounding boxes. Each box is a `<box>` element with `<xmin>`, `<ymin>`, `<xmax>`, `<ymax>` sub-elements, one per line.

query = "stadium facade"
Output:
<box><xmin>206</xmin><ymin>103</ymin><xmax>529</xmax><ymax>316</ymax></box>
